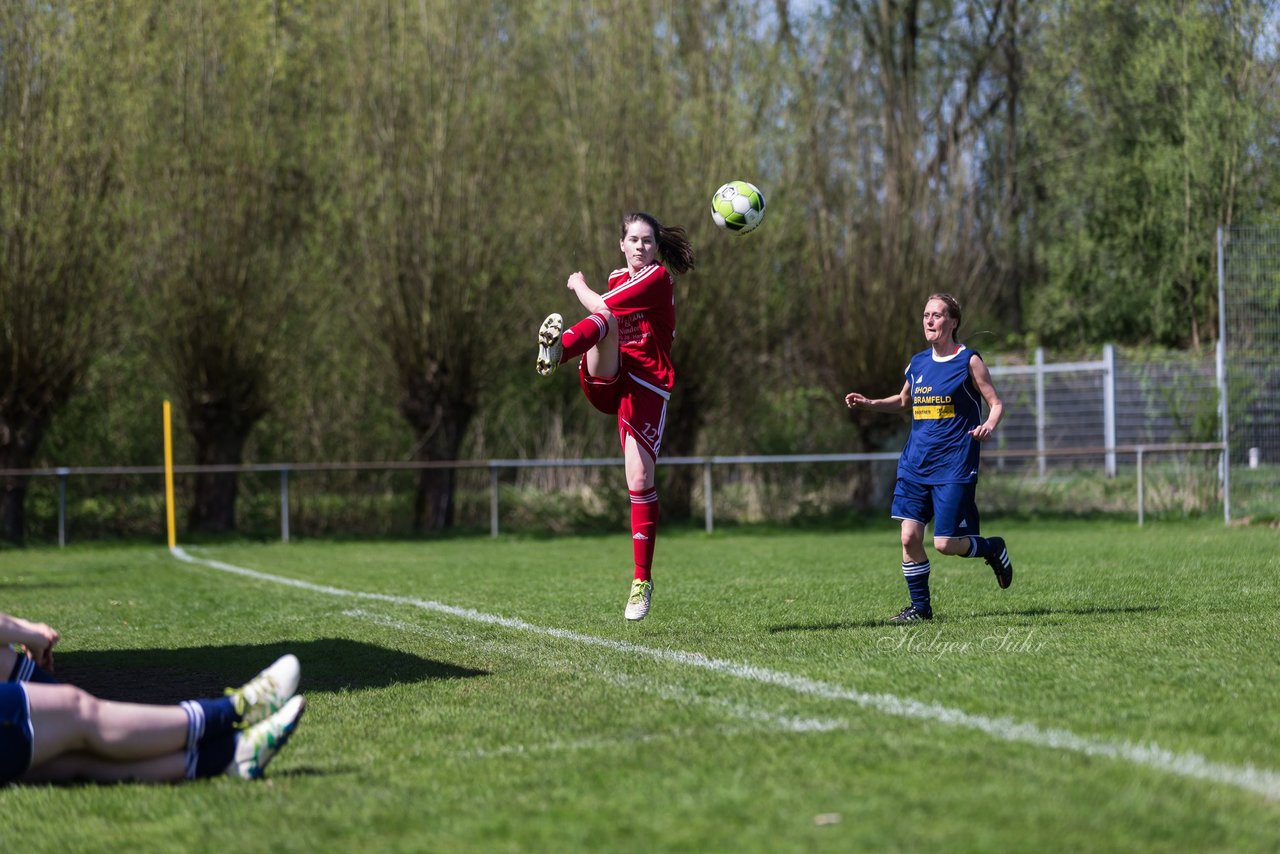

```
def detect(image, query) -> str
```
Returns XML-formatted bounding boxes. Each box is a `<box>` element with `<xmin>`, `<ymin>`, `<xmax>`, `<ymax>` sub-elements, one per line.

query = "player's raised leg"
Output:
<box><xmin>979</xmin><ymin>537</ymin><xmax>1013</xmax><ymax>588</ymax></box>
<box><xmin>536</xmin><ymin>313</ymin><xmax>563</xmax><ymax>376</ymax></box>
<box><xmin>576</xmin><ymin>311</ymin><xmax>617</xmax><ymax>377</ymax></box>
<box><xmin>538</xmin><ymin>310</ymin><xmax>619</xmax><ymax>378</ymax></box>
<box><xmin>930</xmin><ymin>482</ymin><xmax>1012</xmax><ymax>589</ymax></box>
<box><xmin>936</xmin><ymin>535</ymin><xmax>1013</xmax><ymax>589</ymax></box>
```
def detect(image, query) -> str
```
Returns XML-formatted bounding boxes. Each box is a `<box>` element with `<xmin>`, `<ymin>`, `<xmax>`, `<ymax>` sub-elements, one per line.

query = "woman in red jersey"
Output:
<box><xmin>536</xmin><ymin>212</ymin><xmax>696</xmax><ymax>621</ymax></box>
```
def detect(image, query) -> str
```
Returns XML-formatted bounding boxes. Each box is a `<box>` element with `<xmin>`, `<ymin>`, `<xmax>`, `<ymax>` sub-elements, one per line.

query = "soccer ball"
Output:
<box><xmin>710</xmin><ymin>180</ymin><xmax>766</xmax><ymax>234</ymax></box>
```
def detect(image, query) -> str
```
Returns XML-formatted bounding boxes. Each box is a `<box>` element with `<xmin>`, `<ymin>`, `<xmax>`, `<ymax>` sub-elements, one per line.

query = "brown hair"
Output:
<box><xmin>927</xmin><ymin>293</ymin><xmax>962</xmax><ymax>341</ymax></box>
<box><xmin>621</xmin><ymin>212</ymin><xmax>696</xmax><ymax>275</ymax></box>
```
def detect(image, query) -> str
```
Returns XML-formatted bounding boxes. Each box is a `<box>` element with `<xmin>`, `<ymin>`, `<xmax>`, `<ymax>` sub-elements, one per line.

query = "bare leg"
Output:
<box><xmin>933</xmin><ymin>536</ymin><xmax>971</xmax><ymax>556</ymax></box>
<box><xmin>900</xmin><ymin>519</ymin><xmax>928</xmax><ymax>564</ymax></box>
<box><xmin>22</xmin><ymin>750</ymin><xmax>187</xmax><ymax>784</ymax></box>
<box><xmin>623</xmin><ymin>434</ymin><xmax>656</xmax><ymax>492</ymax></box>
<box><xmin>25</xmin><ymin>683</ymin><xmax>189</xmax><ymax>768</ymax></box>
<box><xmin>582</xmin><ymin>311</ymin><xmax>619</xmax><ymax>379</ymax></box>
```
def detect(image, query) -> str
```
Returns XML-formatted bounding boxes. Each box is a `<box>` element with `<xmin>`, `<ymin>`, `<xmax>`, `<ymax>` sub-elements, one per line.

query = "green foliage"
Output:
<box><xmin>1021</xmin><ymin>0</ymin><xmax>1276</xmax><ymax>348</ymax></box>
<box><xmin>0</xmin><ymin>4</ymin><xmax>132</xmax><ymax>449</ymax></box>
<box><xmin>5</xmin><ymin>0</ymin><xmax>1279</xmax><ymax>540</ymax></box>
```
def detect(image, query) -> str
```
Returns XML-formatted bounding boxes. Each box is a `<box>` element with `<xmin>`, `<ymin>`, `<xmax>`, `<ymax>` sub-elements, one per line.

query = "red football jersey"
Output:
<box><xmin>602</xmin><ymin>263</ymin><xmax>676</xmax><ymax>390</ymax></box>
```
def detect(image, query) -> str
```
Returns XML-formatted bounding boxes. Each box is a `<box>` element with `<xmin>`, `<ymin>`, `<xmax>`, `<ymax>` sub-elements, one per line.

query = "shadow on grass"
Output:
<box><xmin>0</xmin><ymin>579</ymin><xmax>84</xmax><ymax>591</ymax></box>
<box><xmin>54</xmin><ymin>638</ymin><xmax>486</xmax><ymax>705</ymax></box>
<box><xmin>767</xmin><ymin>619</ymin><xmax>892</xmax><ymax>633</ymax></box>
<box><xmin>767</xmin><ymin>604</ymin><xmax>1160</xmax><ymax>633</ymax></box>
<box><xmin>961</xmin><ymin>604</ymin><xmax>1160</xmax><ymax>620</ymax></box>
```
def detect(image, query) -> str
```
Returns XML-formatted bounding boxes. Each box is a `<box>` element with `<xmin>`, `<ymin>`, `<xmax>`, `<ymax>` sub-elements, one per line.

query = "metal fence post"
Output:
<box><xmin>280</xmin><ymin>467</ymin><xmax>290</xmax><ymax>543</ymax></box>
<box><xmin>1035</xmin><ymin>347</ymin><xmax>1046</xmax><ymax>477</ymax></box>
<box><xmin>1103</xmin><ymin>344</ymin><xmax>1117</xmax><ymax>477</ymax></box>
<box><xmin>703</xmin><ymin>460</ymin><xmax>714</xmax><ymax>533</ymax></box>
<box><xmin>490</xmin><ymin>466</ymin><xmax>500</xmax><ymax>538</ymax></box>
<box><xmin>1136</xmin><ymin>447</ymin><xmax>1145</xmax><ymax>526</ymax></box>
<box><xmin>1215</xmin><ymin>227</ymin><xmax>1231</xmax><ymax>524</ymax></box>
<box><xmin>57</xmin><ymin>467</ymin><xmax>69</xmax><ymax>547</ymax></box>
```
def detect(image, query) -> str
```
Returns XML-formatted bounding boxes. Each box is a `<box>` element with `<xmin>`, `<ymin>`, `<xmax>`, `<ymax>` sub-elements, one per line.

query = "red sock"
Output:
<box><xmin>630</xmin><ymin>488</ymin><xmax>659</xmax><ymax>581</ymax></box>
<box><xmin>560</xmin><ymin>313</ymin><xmax>610</xmax><ymax>362</ymax></box>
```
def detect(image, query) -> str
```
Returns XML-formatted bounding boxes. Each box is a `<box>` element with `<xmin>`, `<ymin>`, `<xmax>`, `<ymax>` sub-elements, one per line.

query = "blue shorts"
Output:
<box><xmin>891</xmin><ymin>478</ymin><xmax>981</xmax><ymax>539</ymax></box>
<box><xmin>0</xmin><ymin>683</ymin><xmax>34</xmax><ymax>784</ymax></box>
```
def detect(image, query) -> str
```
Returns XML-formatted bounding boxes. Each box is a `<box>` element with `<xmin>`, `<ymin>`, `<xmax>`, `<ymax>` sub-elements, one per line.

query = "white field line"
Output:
<box><xmin>343</xmin><ymin>607</ymin><xmax>846</xmax><ymax>737</ymax></box>
<box><xmin>172</xmin><ymin>546</ymin><xmax>1280</xmax><ymax>800</ymax></box>
<box><xmin>599</xmin><ymin>671</ymin><xmax>847</xmax><ymax>734</ymax></box>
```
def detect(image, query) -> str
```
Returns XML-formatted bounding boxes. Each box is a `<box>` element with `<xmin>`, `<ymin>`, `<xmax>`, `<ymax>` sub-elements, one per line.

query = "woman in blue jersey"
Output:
<box><xmin>844</xmin><ymin>293</ymin><xmax>1013</xmax><ymax>623</ymax></box>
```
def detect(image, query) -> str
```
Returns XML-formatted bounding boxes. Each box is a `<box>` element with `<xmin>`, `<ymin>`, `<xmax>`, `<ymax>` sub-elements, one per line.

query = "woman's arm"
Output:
<box><xmin>845</xmin><ymin>380</ymin><xmax>912</xmax><ymax>414</ymax></box>
<box><xmin>0</xmin><ymin>612</ymin><xmax>59</xmax><ymax>670</ymax></box>
<box><xmin>567</xmin><ymin>272</ymin><xmax>607</xmax><ymax>314</ymax></box>
<box><xmin>968</xmin><ymin>354</ymin><xmax>1004</xmax><ymax>441</ymax></box>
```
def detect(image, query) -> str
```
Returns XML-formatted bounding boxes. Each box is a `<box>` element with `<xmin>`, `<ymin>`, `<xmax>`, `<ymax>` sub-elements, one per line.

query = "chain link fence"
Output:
<box><xmin>989</xmin><ymin>346</ymin><xmax>1220</xmax><ymax>476</ymax></box>
<box><xmin>1219</xmin><ymin>225</ymin><xmax>1280</xmax><ymax>522</ymax></box>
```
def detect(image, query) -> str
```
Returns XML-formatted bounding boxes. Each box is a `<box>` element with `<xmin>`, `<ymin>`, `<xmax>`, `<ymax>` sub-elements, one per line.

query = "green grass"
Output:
<box><xmin>3</xmin><ymin>519</ymin><xmax>1280</xmax><ymax>851</ymax></box>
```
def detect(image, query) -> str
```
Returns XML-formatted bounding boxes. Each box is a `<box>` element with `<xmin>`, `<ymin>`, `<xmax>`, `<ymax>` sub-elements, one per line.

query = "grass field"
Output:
<box><xmin>3</xmin><ymin>519</ymin><xmax>1280</xmax><ymax>851</ymax></box>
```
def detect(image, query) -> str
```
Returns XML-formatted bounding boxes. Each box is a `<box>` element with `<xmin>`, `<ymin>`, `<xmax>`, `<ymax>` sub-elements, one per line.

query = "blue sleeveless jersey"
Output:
<box><xmin>897</xmin><ymin>346</ymin><xmax>985</xmax><ymax>484</ymax></box>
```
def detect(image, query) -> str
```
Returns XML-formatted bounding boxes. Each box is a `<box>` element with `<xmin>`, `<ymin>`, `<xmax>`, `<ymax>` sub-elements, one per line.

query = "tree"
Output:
<box><xmin>1019</xmin><ymin>0</ymin><xmax>1279</xmax><ymax>348</ymax></box>
<box><xmin>334</xmin><ymin>0</ymin><xmax>540</xmax><ymax>531</ymax></box>
<box><xmin>774</xmin><ymin>0</ymin><xmax>1017</xmax><ymax>469</ymax></box>
<box><xmin>0</xmin><ymin>3</ymin><xmax>130</xmax><ymax>543</ymax></box>
<box><xmin>135</xmin><ymin>2</ymin><xmax>326</xmax><ymax>533</ymax></box>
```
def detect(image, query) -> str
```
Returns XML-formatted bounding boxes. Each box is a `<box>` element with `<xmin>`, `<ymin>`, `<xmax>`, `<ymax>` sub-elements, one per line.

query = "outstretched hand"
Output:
<box><xmin>844</xmin><ymin>392</ymin><xmax>870</xmax><ymax>410</ymax></box>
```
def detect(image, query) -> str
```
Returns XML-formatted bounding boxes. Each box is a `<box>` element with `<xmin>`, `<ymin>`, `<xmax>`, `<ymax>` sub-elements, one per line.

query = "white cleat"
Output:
<box><xmin>625</xmin><ymin>579</ymin><xmax>653</xmax><ymax>621</ymax></box>
<box><xmin>536</xmin><ymin>313</ymin><xmax>563</xmax><ymax>376</ymax></box>
<box><xmin>227</xmin><ymin>654</ymin><xmax>301</xmax><ymax>727</ymax></box>
<box><xmin>226</xmin><ymin>694</ymin><xmax>306</xmax><ymax>780</ymax></box>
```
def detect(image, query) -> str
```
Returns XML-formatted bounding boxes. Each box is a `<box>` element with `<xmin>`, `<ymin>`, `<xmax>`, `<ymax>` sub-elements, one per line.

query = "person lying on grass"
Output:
<box><xmin>1</xmin><ymin>610</ymin><xmax>304</xmax><ymax>784</ymax></box>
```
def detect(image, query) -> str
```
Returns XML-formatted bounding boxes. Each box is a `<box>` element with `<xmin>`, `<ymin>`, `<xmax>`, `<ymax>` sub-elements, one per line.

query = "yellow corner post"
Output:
<box><xmin>163</xmin><ymin>400</ymin><xmax>176</xmax><ymax>549</ymax></box>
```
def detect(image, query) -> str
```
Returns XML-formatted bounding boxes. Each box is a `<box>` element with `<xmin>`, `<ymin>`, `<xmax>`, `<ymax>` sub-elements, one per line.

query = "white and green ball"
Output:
<box><xmin>710</xmin><ymin>180</ymin><xmax>766</xmax><ymax>234</ymax></box>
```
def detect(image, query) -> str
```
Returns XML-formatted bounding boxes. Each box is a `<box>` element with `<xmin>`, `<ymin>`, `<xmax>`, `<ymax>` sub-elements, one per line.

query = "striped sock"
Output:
<box><xmin>964</xmin><ymin>537</ymin><xmax>992</xmax><ymax>558</ymax></box>
<box><xmin>560</xmin><ymin>312</ymin><xmax>610</xmax><ymax>362</ymax></box>
<box><xmin>7</xmin><ymin>652</ymin><xmax>59</xmax><ymax>684</ymax></box>
<box><xmin>180</xmin><ymin>700</ymin><xmax>206</xmax><ymax>779</ymax></box>
<box><xmin>180</xmin><ymin>697</ymin><xmax>241</xmax><ymax>779</ymax></box>
<box><xmin>629</xmin><ymin>487</ymin><xmax>659</xmax><ymax>582</ymax></box>
<box><xmin>902</xmin><ymin>560</ymin><xmax>931</xmax><ymax>613</ymax></box>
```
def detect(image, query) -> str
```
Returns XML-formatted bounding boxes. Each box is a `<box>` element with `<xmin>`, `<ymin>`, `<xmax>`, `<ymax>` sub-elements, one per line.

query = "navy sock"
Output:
<box><xmin>965</xmin><ymin>537</ymin><xmax>993</xmax><ymax>558</ymax></box>
<box><xmin>180</xmin><ymin>697</ymin><xmax>240</xmax><ymax>778</ymax></box>
<box><xmin>902</xmin><ymin>560</ymin><xmax>931</xmax><ymax>613</ymax></box>
<box><xmin>7</xmin><ymin>652</ymin><xmax>60</xmax><ymax>684</ymax></box>
<box><xmin>195</xmin><ymin>696</ymin><xmax>241</xmax><ymax>736</ymax></box>
<box><xmin>192</xmin><ymin>731</ymin><xmax>238</xmax><ymax>779</ymax></box>
<box><xmin>179</xmin><ymin>696</ymin><xmax>240</xmax><ymax>775</ymax></box>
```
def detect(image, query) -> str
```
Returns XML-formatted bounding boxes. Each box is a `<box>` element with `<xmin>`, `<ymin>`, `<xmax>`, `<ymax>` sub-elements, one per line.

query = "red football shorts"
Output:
<box><xmin>578</xmin><ymin>362</ymin><xmax>669</xmax><ymax>461</ymax></box>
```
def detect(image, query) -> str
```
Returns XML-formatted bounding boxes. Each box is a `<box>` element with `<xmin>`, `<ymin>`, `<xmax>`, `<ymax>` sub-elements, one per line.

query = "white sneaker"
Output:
<box><xmin>536</xmin><ymin>313</ymin><xmax>563</xmax><ymax>376</ymax></box>
<box><xmin>227</xmin><ymin>654</ymin><xmax>300</xmax><ymax>727</ymax></box>
<box><xmin>625</xmin><ymin>579</ymin><xmax>653</xmax><ymax>621</ymax></box>
<box><xmin>226</xmin><ymin>694</ymin><xmax>306</xmax><ymax>780</ymax></box>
